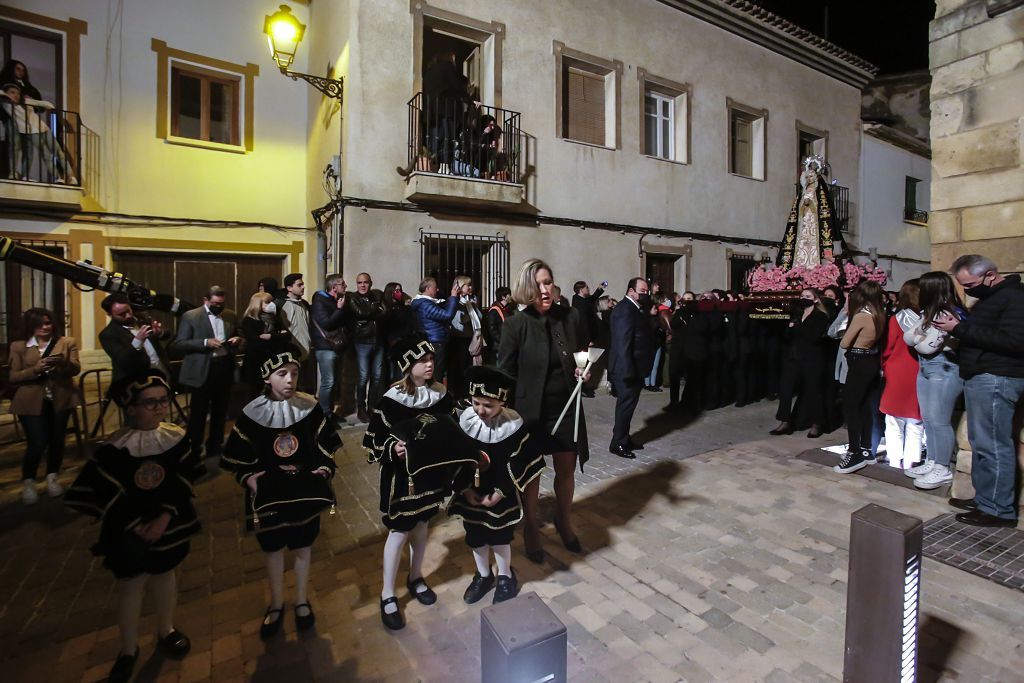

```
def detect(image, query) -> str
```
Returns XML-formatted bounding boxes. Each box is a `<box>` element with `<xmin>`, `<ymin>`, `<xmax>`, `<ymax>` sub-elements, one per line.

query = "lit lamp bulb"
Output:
<box><xmin>263</xmin><ymin>5</ymin><xmax>306</xmax><ymax>70</ymax></box>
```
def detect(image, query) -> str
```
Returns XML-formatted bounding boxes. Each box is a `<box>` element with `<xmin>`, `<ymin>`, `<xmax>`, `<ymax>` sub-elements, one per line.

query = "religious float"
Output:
<box><xmin>746</xmin><ymin>156</ymin><xmax>887</xmax><ymax>320</ymax></box>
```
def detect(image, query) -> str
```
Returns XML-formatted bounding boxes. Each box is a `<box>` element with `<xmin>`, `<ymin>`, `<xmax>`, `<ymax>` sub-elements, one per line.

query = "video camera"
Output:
<box><xmin>0</xmin><ymin>234</ymin><xmax>192</xmax><ymax>314</ymax></box>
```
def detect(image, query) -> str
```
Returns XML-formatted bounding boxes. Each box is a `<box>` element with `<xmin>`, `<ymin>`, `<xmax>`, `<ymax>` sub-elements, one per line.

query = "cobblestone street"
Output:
<box><xmin>2</xmin><ymin>393</ymin><xmax>1021</xmax><ymax>683</ymax></box>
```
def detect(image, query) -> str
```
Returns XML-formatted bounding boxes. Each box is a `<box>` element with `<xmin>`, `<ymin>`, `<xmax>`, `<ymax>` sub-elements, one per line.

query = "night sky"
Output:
<box><xmin>755</xmin><ymin>0</ymin><xmax>937</xmax><ymax>75</ymax></box>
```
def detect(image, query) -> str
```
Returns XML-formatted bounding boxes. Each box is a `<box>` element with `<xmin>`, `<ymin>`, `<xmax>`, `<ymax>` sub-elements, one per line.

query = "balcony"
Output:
<box><xmin>0</xmin><ymin>104</ymin><xmax>83</xmax><ymax>211</ymax></box>
<box><xmin>403</xmin><ymin>92</ymin><xmax>526</xmax><ymax>209</ymax></box>
<box><xmin>903</xmin><ymin>207</ymin><xmax>928</xmax><ymax>226</ymax></box>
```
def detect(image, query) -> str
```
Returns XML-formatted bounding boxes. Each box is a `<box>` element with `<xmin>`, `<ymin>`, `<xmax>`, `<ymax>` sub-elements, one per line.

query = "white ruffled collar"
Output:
<box><xmin>383</xmin><ymin>382</ymin><xmax>447</xmax><ymax>408</ymax></box>
<box><xmin>459</xmin><ymin>406</ymin><xmax>523</xmax><ymax>443</ymax></box>
<box><xmin>107</xmin><ymin>423</ymin><xmax>186</xmax><ymax>457</ymax></box>
<box><xmin>243</xmin><ymin>392</ymin><xmax>317</xmax><ymax>428</ymax></box>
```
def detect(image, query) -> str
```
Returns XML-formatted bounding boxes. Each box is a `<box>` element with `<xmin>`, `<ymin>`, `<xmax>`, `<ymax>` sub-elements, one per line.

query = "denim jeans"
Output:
<box><xmin>917</xmin><ymin>355</ymin><xmax>963</xmax><ymax>467</ymax></box>
<box><xmin>315</xmin><ymin>349</ymin><xmax>338</xmax><ymax>413</ymax></box>
<box><xmin>646</xmin><ymin>346</ymin><xmax>663</xmax><ymax>387</ymax></box>
<box><xmin>354</xmin><ymin>342</ymin><xmax>385</xmax><ymax>408</ymax></box>
<box><xmin>963</xmin><ymin>373</ymin><xmax>1024</xmax><ymax>519</ymax></box>
<box><xmin>18</xmin><ymin>402</ymin><xmax>71</xmax><ymax>480</ymax></box>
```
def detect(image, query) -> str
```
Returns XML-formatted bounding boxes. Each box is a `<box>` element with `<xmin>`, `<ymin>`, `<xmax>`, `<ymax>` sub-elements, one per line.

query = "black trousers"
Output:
<box><xmin>18</xmin><ymin>401</ymin><xmax>71</xmax><ymax>480</ymax></box>
<box><xmin>431</xmin><ymin>341</ymin><xmax>448</xmax><ymax>382</ymax></box>
<box><xmin>843</xmin><ymin>352</ymin><xmax>881</xmax><ymax>452</ymax></box>
<box><xmin>187</xmin><ymin>358</ymin><xmax>234</xmax><ymax>456</ymax></box>
<box><xmin>733</xmin><ymin>351</ymin><xmax>752</xmax><ymax>406</ymax></box>
<box><xmin>610</xmin><ymin>377</ymin><xmax>642</xmax><ymax>448</ymax></box>
<box><xmin>775</xmin><ymin>354</ymin><xmax>824</xmax><ymax>427</ymax></box>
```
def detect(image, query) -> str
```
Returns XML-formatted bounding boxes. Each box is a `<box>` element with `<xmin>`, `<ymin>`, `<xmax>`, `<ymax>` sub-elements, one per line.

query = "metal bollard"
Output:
<box><xmin>481</xmin><ymin>592</ymin><xmax>567</xmax><ymax>683</ymax></box>
<box><xmin>843</xmin><ymin>504</ymin><xmax>923</xmax><ymax>683</ymax></box>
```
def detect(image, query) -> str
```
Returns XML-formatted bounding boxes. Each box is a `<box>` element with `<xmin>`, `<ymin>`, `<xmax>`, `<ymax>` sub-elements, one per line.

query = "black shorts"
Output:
<box><xmin>256</xmin><ymin>517</ymin><xmax>321</xmax><ymax>552</ymax></box>
<box><xmin>465</xmin><ymin>523</ymin><xmax>515</xmax><ymax>548</ymax></box>
<box><xmin>103</xmin><ymin>540</ymin><xmax>190</xmax><ymax>580</ymax></box>
<box><xmin>382</xmin><ymin>508</ymin><xmax>435</xmax><ymax>532</ymax></box>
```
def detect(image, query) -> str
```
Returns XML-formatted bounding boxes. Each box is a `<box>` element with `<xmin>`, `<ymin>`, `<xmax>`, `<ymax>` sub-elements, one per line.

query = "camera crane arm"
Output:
<box><xmin>0</xmin><ymin>234</ymin><xmax>192</xmax><ymax>314</ymax></box>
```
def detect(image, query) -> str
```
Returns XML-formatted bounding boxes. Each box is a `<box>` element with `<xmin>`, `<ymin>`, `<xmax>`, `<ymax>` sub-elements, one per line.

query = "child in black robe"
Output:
<box><xmin>222</xmin><ymin>352</ymin><xmax>339</xmax><ymax>638</ymax></box>
<box><xmin>363</xmin><ymin>336</ymin><xmax>480</xmax><ymax>630</ymax></box>
<box><xmin>65</xmin><ymin>371</ymin><xmax>202</xmax><ymax>683</ymax></box>
<box><xmin>449</xmin><ymin>366</ymin><xmax>544</xmax><ymax>604</ymax></box>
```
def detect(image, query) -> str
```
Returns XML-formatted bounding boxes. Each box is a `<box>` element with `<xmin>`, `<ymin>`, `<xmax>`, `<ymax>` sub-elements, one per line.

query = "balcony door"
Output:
<box><xmin>0</xmin><ymin>20</ymin><xmax>63</xmax><ymax>108</ymax></box>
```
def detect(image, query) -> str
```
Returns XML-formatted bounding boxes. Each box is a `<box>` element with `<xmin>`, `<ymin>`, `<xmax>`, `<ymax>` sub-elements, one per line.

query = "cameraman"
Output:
<box><xmin>99</xmin><ymin>293</ymin><xmax>171</xmax><ymax>382</ymax></box>
<box><xmin>770</xmin><ymin>288</ymin><xmax>830</xmax><ymax>437</ymax></box>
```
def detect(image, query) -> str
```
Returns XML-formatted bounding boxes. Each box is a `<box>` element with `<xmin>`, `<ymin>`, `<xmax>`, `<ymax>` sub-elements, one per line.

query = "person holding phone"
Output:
<box><xmin>170</xmin><ymin>285</ymin><xmax>243</xmax><ymax>463</ymax></box>
<box><xmin>8</xmin><ymin>307</ymin><xmax>81</xmax><ymax>504</ymax></box>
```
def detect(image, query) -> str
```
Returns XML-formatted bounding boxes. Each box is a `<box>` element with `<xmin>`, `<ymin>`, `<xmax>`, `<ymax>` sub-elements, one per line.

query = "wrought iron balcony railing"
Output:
<box><xmin>406</xmin><ymin>92</ymin><xmax>524</xmax><ymax>185</ymax></box>
<box><xmin>903</xmin><ymin>207</ymin><xmax>928</xmax><ymax>225</ymax></box>
<box><xmin>0</xmin><ymin>102</ymin><xmax>81</xmax><ymax>187</ymax></box>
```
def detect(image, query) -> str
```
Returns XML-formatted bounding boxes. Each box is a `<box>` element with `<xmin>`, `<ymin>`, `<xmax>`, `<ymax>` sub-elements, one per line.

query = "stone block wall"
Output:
<box><xmin>928</xmin><ymin>0</ymin><xmax>1024</xmax><ymax>271</ymax></box>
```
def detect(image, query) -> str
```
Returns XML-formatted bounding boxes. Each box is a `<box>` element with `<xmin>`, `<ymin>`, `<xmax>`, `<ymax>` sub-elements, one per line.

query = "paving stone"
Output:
<box><xmin>0</xmin><ymin>397</ymin><xmax>1019</xmax><ymax>682</ymax></box>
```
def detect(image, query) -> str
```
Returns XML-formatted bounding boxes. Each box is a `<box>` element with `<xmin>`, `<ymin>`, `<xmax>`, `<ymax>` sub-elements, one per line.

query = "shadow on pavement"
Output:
<box><xmin>631</xmin><ymin>407</ymin><xmax>701</xmax><ymax>446</ymax></box>
<box><xmin>917</xmin><ymin>613</ymin><xmax>965</xmax><ymax>683</ymax></box>
<box><xmin>435</xmin><ymin>459</ymin><xmax>704</xmax><ymax>584</ymax></box>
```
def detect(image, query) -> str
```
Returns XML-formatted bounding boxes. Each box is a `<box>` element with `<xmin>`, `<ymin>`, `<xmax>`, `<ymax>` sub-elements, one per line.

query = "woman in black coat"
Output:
<box><xmin>770</xmin><ymin>288</ymin><xmax>830</xmax><ymax>437</ymax></box>
<box><xmin>241</xmin><ymin>292</ymin><xmax>293</xmax><ymax>396</ymax></box>
<box><xmin>498</xmin><ymin>259</ymin><xmax>589</xmax><ymax>563</ymax></box>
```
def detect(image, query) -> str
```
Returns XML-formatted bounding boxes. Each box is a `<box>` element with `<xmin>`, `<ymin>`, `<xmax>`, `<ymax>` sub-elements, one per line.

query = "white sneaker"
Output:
<box><xmin>905</xmin><ymin>460</ymin><xmax>935</xmax><ymax>479</ymax></box>
<box><xmin>914</xmin><ymin>464</ymin><xmax>953</xmax><ymax>490</ymax></box>
<box><xmin>46</xmin><ymin>473</ymin><xmax>64</xmax><ymax>497</ymax></box>
<box><xmin>22</xmin><ymin>480</ymin><xmax>39</xmax><ymax>505</ymax></box>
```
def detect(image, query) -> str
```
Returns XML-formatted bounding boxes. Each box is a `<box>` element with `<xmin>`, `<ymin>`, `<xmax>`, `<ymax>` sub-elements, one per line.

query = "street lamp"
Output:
<box><xmin>263</xmin><ymin>4</ymin><xmax>343</xmax><ymax>100</ymax></box>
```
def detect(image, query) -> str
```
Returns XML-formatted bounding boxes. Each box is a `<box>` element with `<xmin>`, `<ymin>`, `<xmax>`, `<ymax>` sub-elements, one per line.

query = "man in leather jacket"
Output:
<box><xmin>347</xmin><ymin>272</ymin><xmax>386</xmax><ymax>422</ymax></box>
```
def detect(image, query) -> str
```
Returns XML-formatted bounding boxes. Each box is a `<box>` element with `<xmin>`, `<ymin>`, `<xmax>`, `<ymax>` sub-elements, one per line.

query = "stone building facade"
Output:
<box><xmin>928</xmin><ymin>0</ymin><xmax>1024</xmax><ymax>272</ymax></box>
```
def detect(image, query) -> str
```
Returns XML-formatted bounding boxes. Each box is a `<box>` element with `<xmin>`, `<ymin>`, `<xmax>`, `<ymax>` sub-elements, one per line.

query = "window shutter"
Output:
<box><xmin>564</xmin><ymin>67</ymin><xmax>605</xmax><ymax>146</ymax></box>
<box><xmin>731</xmin><ymin>114</ymin><xmax>752</xmax><ymax>177</ymax></box>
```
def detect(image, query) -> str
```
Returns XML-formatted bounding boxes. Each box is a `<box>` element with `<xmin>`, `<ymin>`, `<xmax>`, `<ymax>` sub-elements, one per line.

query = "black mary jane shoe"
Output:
<box><xmin>108</xmin><ymin>649</ymin><xmax>139</xmax><ymax>683</ymax></box>
<box><xmin>493</xmin><ymin>569</ymin><xmax>520</xmax><ymax>604</ymax></box>
<box><xmin>406</xmin><ymin>576</ymin><xmax>437</xmax><ymax>605</ymax></box>
<box><xmin>380</xmin><ymin>596</ymin><xmax>405</xmax><ymax>631</ymax></box>
<box><xmin>294</xmin><ymin>602</ymin><xmax>316</xmax><ymax>631</ymax></box>
<box><xmin>157</xmin><ymin>628</ymin><xmax>191</xmax><ymax>659</ymax></box>
<box><xmin>260</xmin><ymin>606</ymin><xmax>285</xmax><ymax>640</ymax></box>
<box><xmin>463</xmin><ymin>571</ymin><xmax>496</xmax><ymax>604</ymax></box>
<box><xmin>554</xmin><ymin>517</ymin><xmax>582</xmax><ymax>554</ymax></box>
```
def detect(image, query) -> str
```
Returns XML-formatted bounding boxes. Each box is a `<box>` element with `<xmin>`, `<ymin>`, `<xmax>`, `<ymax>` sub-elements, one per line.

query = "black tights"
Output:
<box><xmin>843</xmin><ymin>352</ymin><xmax>880</xmax><ymax>452</ymax></box>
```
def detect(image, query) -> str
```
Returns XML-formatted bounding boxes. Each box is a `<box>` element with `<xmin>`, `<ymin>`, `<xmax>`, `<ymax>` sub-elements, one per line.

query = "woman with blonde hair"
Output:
<box><xmin>241</xmin><ymin>291</ymin><xmax>293</xmax><ymax>396</ymax></box>
<box><xmin>498</xmin><ymin>258</ymin><xmax>589</xmax><ymax>563</ymax></box>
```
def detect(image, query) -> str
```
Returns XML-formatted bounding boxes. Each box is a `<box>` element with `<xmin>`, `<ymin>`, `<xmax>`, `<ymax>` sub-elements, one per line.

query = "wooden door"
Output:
<box><xmin>645</xmin><ymin>253</ymin><xmax>679</xmax><ymax>296</ymax></box>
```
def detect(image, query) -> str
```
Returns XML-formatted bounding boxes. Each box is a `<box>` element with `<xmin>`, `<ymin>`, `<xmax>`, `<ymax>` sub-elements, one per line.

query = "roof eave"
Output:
<box><xmin>657</xmin><ymin>0</ymin><xmax>879</xmax><ymax>89</ymax></box>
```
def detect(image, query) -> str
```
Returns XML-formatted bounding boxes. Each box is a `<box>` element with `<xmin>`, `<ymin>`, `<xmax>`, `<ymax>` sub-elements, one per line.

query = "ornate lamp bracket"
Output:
<box><xmin>281</xmin><ymin>67</ymin><xmax>343</xmax><ymax>101</ymax></box>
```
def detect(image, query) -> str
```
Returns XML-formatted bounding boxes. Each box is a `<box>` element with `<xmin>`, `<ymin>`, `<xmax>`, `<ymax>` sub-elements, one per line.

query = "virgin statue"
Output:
<box><xmin>777</xmin><ymin>156</ymin><xmax>840</xmax><ymax>271</ymax></box>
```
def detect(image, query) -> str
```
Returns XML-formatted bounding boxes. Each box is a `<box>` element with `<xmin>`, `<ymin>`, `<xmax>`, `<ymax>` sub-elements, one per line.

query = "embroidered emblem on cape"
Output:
<box><xmin>134</xmin><ymin>461</ymin><xmax>166</xmax><ymax>490</ymax></box>
<box><xmin>414</xmin><ymin>414</ymin><xmax>437</xmax><ymax>440</ymax></box>
<box><xmin>273</xmin><ymin>432</ymin><xmax>299</xmax><ymax>458</ymax></box>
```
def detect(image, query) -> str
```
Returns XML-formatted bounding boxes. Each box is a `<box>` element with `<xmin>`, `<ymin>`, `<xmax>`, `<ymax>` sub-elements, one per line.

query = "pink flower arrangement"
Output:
<box><xmin>747</xmin><ymin>265</ymin><xmax>789</xmax><ymax>292</ymax></box>
<box><xmin>843</xmin><ymin>261</ymin><xmax>863</xmax><ymax>288</ymax></box>
<box><xmin>841</xmin><ymin>261</ymin><xmax>888</xmax><ymax>290</ymax></box>
<box><xmin>802</xmin><ymin>261</ymin><xmax>840</xmax><ymax>289</ymax></box>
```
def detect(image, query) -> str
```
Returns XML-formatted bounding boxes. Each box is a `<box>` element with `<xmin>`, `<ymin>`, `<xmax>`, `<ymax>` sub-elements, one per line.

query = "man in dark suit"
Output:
<box><xmin>170</xmin><ymin>285</ymin><xmax>242</xmax><ymax>460</ymax></box>
<box><xmin>98</xmin><ymin>293</ymin><xmax>170</xmax><ymax>382</ymax></box>
<box><xmin>607</xmin><ymin>277</ymin><xmax>655</xmax><ymax>458</ymax></box>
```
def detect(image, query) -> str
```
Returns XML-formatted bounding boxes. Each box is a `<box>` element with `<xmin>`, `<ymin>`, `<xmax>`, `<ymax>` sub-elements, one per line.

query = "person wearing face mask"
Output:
<box><xmin>242</xmin><ymin>292</ymin><xmax>294</xmax><ymax>397</ymax></box>
<box><xmin>933</xmin><ymin>255</ymin><xmax>1024</xmax><ymax>528</ymax></box>
<box><xmin>607</xmin><ymin>277</ymin><xmax>657</xmax><ymax>458</ymax></box>
<box><xmin>770</xmin><ymin>288</ymin><xmax>830</xmax><ymax>438</ymax></box>
<box><xmin>100</xmin><ymin>293</ymin><xmax>171</xmax><ymax>382</ymax></box>
<box><xmin>171</xmin><ymin>286</ymin><xmax>242</xmax><ymax>463</ymax></box>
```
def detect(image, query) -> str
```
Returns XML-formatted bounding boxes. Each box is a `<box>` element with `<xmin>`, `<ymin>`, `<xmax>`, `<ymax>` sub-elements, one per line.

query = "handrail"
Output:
<box><xmin>0</xmin><ymin>103</ymin><xmax>82</xmax><ymax>186</ymax></box>
<box><xmin>406</xmin><ymin>92</ymin><xmax>524</xmax><ymax>184</ymax></box>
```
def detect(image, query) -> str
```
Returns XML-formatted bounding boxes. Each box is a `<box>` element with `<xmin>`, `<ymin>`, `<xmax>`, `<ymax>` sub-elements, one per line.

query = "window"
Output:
<box><xmin>639</xmin><ymin>70</ymin><xmax>690</xmax><ymax>163</ymax></box>
<box><xmin>645</xmin><ymin>91</ymin><xmax>673</xmax><ymax>159</ymax></box>
<box><xmin>728</xmin><ymin>99</ymin><xmax>767</xmax><ymax>180</ymax></box>
<box><xmin>796</xmin><ymin>121</ymin><xmax>828</xmax><ymax>175</ymax></box>
<box><xmin>728</xmin><ymin>252</ymin><xmax>757</xmax><ymax>293</ymax></box>
<box><xmin>904</xmin><ymin>176</ymin><xmax>928</xmax><ymax>225</ymax></box>
<box><xmin>171</xmin><ymin>64</ymin><xmax>239</xmax><ymax>146</ymax></box>
<box><xmin>151</xmin><ymin>39</ymin><xmax>258</xmax><ymax>152</ymax></box>
<box><xmin>421</xmin><ymin>232</ymin><xmax>509</xmax><ymax>307</ymax></box>
<box><xmin>0</xmin><ymin>20</ymin><xmax>63</xmax><ymax>108</ymax></box>
<box><xmin>554</xmin><ymin>42</ymin><xmax>621</xmax><ymax>149</ymax></box>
